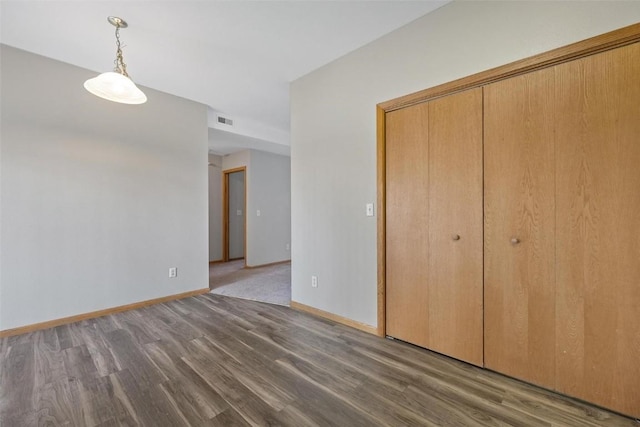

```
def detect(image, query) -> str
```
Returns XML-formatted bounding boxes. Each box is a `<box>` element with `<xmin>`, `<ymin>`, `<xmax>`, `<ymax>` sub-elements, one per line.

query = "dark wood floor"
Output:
<box><xmin>1</xmin><ymin>294</ymin><xmax>637</xmax><ymax>426</ymax></box>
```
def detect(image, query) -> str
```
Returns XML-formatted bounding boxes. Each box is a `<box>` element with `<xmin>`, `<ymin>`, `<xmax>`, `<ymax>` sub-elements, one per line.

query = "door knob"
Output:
<box><xmin>452</xmin><ymin>234</ymin><xmax>461</xmax><ymax>241</ymax></box>
<box><xmin>511</xmin><ymin>237</ymin><xmax>520</xmax><ymax>244</ymax></box>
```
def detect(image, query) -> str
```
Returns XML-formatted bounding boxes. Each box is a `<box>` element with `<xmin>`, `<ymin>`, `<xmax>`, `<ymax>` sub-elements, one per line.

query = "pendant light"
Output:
<box><xmin>84</xmin><ymin>16</ymin><xmax>147</xmax><ymax>105</ymax></box>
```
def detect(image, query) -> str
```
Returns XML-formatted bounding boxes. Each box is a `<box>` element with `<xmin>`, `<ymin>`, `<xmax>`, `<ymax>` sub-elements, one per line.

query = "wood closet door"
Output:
<box><xmin>427</xmin><ymin>88</ymin><xmax>483</xmax><ymax>366</ymax></box>
<box><xmin>386</xmin><ymin>90</ymin><xmax>483</xmax><ymax>364</ymax></box>
<box><xmin>484</xmin><ymin>67</ymin><xmax>556</xmax><ymax>387</ymax></box>
<box><xmin>555</xmin><ymin>43</ymin><xmax>640</xmax><ymax>418</ymax></box>
<box><xmin>385</xmin><ymin>103</ymin><xmax>430</xmax><ymax>348</ymax></box>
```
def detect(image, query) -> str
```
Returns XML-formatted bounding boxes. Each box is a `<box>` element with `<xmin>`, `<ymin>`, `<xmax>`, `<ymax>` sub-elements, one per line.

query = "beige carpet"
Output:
<box><xmin>209</xmin><ymin>260</ymin><xmax>291</xmax><ymax>306</ymax></box>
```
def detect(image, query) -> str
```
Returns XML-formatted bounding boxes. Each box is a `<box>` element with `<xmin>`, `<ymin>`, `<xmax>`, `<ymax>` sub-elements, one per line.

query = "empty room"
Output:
<box><xmin>1</xmin><ymin>1</ymin><xmax>639</xmax><ymax>426</ymax></box>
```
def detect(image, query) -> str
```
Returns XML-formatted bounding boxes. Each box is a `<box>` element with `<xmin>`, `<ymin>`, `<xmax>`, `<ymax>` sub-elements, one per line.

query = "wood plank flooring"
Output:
<box><xmin>1</xmin><ymin>294</ymin><xmax>637</xmax><ymax>426</ymax></box>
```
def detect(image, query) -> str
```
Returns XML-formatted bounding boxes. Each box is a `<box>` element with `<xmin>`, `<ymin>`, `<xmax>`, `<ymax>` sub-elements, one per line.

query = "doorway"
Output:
<box><xmin>223</xmin><ymin>167</ymin><xmax>246</xmax><ymax>263</ymax></box>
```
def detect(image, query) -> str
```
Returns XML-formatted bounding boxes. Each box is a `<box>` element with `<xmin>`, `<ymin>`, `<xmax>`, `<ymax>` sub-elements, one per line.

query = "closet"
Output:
<box><xmin>382</xmin><ymin>26</ymin><xmax>640</xmax><ymax>418</ymax></box>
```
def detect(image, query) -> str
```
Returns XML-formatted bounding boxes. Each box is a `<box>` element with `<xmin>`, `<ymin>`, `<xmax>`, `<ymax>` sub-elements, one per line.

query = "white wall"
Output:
<box><xmin>248</xmin><ymin>150</ymin><xmax>291</xmax><ymax>267</ymax></box>
<box><xmin>221</xmin><ymin>149</ymin><xmax>290</xmax><ymax>267</ymax></box>
<box><xmin>222</xmin><ymin>150</ymin><xmax>251</xmax><ymax>172</ymax></box>
<box><xmin>290</xmin><ymin>1</ymin><xmax>640</xmax><ymax>328</ymax></box>
<box><xmin>0</xmin><ymin>45</ymin><xmax>209</xmax><ymax>331</ymax></box>
<box><xmin>208</xmin><ymin>154</ymin><xmax>223</xmax><ymax>262</ymax></box>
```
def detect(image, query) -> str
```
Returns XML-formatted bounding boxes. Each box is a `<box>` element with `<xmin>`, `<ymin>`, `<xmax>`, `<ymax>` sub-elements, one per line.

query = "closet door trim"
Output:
<box><xmin>379</xmin><ymin>23</ymin><xmax>640</xmax><ymax>114</ymax></box>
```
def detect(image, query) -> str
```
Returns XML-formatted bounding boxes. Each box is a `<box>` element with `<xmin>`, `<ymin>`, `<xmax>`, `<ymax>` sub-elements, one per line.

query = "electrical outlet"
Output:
<box><xmin>311</xmin><ymin>275</ymin><xmax>318</xmax><ymax>288</ymax></box>
<box><xmin>168</xmin><ymin>267</ymin><xmax>177</xmax><ymax>278</ymax></box>
<box><xmin>286</xmin><ymin>243</ymin><xmax>290</xmax><ymax>251</ymax></box>
<box><xmin>257</xmin><ymin>209</ymin><xmax>261</xmax><ymax>216</ymax></box>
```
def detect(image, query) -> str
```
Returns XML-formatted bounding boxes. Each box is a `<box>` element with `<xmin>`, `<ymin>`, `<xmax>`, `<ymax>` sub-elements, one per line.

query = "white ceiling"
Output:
<box><xmin>0</xmin><ymin>1</ymin><xmax>448</xmax><ymax>155</ymax></box>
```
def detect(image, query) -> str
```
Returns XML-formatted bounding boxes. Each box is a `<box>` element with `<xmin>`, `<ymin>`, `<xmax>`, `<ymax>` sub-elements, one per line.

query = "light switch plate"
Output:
<box><xmin>366</xmin><ymin>203</ymin><xmax>375</xmax><ymax>217</ymax></box>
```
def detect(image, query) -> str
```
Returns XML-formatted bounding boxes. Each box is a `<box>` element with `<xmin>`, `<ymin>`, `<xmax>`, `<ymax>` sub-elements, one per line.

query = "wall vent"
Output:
<box><xmin>217</xmin><ymin>116</ymin><xmax>233</xmax><ymax>126</ymax></box>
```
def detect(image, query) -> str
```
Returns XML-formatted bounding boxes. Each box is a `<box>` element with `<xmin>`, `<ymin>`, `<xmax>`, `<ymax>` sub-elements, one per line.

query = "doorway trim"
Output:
<box><xmin>222</xmin><ymin>166</ymin><xmax>247</xmax><ymax>266</ymax></box>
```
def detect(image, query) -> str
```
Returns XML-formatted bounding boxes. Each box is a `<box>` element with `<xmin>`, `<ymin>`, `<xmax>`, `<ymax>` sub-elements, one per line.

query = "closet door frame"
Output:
<box><xmin>376</xmin><ymin>23</ymin><xmax>640</xmax><ymax>338</ymax></box>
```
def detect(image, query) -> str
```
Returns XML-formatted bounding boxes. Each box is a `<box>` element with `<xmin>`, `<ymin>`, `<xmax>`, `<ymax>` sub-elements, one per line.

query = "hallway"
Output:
<box><xmin>209</xmin><ymin>260</ymin><xmax>291</xmax><ymax>306</ymax></box>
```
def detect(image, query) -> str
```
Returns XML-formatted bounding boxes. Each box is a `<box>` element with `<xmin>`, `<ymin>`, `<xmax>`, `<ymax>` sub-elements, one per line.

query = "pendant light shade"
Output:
<box><xmin>84</xmin><ymin>16</ymin><xmax>147</xmax><ymax>105</ymax></box>
<box><xmin>84</xmin><ymin>72</ymin><xmax>147</xmax><ymax>104</ymax></box>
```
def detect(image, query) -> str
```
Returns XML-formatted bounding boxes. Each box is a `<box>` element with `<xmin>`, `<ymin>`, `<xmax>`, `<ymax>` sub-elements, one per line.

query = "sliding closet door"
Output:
<box><xmin>484</xmin><ymin>68</ymin><xmax>556</xmax><ymax>387</ymax></box>
<box><xmin>427</xmin><ymin>88</ymin><xmax>483</xmax><ymax>366</ymax></box>
<box><xmin>555</xmin><ymin>43</ymin><xmax>640</xmax><ymax>418</ymax></box>
<box><xmin>385</xmin><ymin>103</ymin><xmax>430</xmax><ymax>348</ymax></box>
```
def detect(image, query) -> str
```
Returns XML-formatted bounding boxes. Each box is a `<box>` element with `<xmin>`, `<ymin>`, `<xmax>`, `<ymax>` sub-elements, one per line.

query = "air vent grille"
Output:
<box><xmin>218</xmin><ymin>116</ymin><xmax>233</xmax><ymax>126</ymax></box>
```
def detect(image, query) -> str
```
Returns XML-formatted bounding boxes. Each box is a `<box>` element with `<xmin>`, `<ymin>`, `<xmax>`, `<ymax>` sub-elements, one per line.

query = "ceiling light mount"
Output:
<box><xmin>84</xmin><ymin>16</ymin><xmax>147</xmax><ymax>105</ymax></box>
<box><xmin>107</xmin><ymin>16</ymin><xmax>128</xmax><ymax>28</ymax></box>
